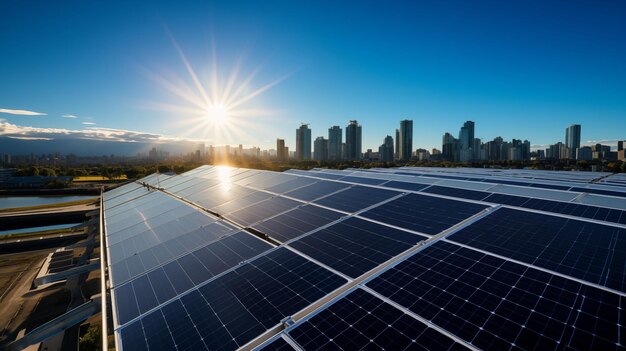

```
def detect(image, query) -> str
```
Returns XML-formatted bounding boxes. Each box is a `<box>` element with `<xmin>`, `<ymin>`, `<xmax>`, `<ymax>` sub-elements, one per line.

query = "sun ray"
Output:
<box><xmin>144</xmin><ymin>31</ymin><xmax>289</xmax><ymax>147</ymax></box>
<box><xmin>166</xmin><ymin>31</ymin><xmax>213</xmax><ymax>107</ymax></box>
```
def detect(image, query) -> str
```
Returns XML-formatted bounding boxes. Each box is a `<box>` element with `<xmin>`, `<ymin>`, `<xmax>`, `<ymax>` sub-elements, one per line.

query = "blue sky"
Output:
<box><xmin>1</xmin><ymin>0</ymin><xmax>624</xmax><ymax>152</ymax></box>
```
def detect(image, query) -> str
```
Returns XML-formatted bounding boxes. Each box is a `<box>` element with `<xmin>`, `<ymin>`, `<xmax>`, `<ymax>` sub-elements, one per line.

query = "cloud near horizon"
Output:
<box><xmin>0</xmin><ymin>108</ymin><xmax>47</xmax><ymax>116</ymax></box>
<box><xmin>62</xmin><ymin>114</ymin><xmax>78</xmax><ymax>118</ymax></box>
<box><xmin>0</xmin><ymin>120</ymin><xmax>203</xmax><ymax>144</ymax></box>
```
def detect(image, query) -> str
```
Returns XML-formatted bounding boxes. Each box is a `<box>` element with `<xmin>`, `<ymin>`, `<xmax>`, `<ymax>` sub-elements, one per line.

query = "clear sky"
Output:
<box><xmin>1</xmin><ymin>0</ymin><xmax>625</xmax><ymax>152</ymax></box>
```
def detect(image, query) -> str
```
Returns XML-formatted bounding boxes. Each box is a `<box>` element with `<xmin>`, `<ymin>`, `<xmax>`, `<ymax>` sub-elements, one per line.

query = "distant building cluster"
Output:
<box><xmin>540</xmin><ymin>124</ymin><xmax>623</xmax><ymax>162</ymax></box>
<box><xmin>440</xmin><ymin>121</ymin><xmax>531</xmax><ymax>162</ymax></box>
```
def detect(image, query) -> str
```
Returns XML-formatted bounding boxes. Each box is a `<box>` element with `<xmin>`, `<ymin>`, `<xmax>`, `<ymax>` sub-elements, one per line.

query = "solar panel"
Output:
<box><xmin>118</xmin><ymin>248</ymin><xmax>347</xmax><ymax>351</ymax></box>
<box><xmin>312</xmin><ymin>186</ymin><xmax>401</xmax><ymax>213</ymax></box>
<box><xmin>422</xmin><ymin>185</ymin><xmax>491</xmax><ymax>201</ymax></box>
<box><xmin>283</xmin><ymin>181</ymin><xmax>350</xmax><ymax>202</ymax></box>
<box><xmin>285</xmin><ymin>288</ymin><xmax>468</xmax><ymax>350</ymax></box>
<box><xmin>251</xmin><ymin>205</ymin><xmax>344</xmax><ymax>243</ymax></box>
<box><xmin>360</xmin><ymin>193</ymin><xmax>489</xmax><ymax>235</ymax></box>
<box><xmin>289</xmin><ymin>217</ymin><xmax>426</xmax><ymax>278</ymax></box>
<box><xmin>113</xmin><ymin>231</ymin><xmax>273</xmax><ymax>325</ymax></box>
<box><xmin>448</xmin><ymin>207</ymin><xmax>626</xmax><ymax>292</ymax></box>
<box><xmin>257</xmin><ymin>337</ymin><xmax>295</xmax><ymax>350</ymax></box>
<box><xmin>104</xmin><ymin>165</ymin><xmax>626</xmax><ymax>351</ymax></box>
<box><xmin>366</xmin><ymin>241</ymin><xmax>625</xmax><ymax>350</ymax></box>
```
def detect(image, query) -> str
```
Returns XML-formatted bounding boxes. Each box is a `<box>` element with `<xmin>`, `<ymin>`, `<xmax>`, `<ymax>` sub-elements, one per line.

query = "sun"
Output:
<box><xmin>206</xmin><ymin>104</ymin><xmax>230</xmax><ymax>125</ymax></box>
<box><xmin>144</xmin><ymin>32</ymin><xmax>290</xmax><ymax>144</ymax></box>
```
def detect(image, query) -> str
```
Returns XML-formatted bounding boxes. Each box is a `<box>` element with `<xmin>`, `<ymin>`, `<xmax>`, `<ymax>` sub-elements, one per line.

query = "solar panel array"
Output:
<box><xmin>104</xmin><ymin>166</ymin><xmax>626</xmax><ymax>351</ymax></box>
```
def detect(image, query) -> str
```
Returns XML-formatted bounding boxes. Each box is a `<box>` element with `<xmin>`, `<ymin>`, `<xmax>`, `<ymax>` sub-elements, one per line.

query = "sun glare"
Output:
<box><xmin>145</xmin><ymin>32</ymin><xmax>290</xmax><ymax>144</ymax></box>
<box><xmin>206</xmin><ymin>104</ymin><xmax>230</xmax><ymax>125</ymax></box>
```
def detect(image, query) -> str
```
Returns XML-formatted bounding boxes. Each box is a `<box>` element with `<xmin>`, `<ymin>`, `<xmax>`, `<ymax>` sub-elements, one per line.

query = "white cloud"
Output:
<box><xmin>0</xmin><ymin>108</ymin><xmax>47</xmax><ymax>116</ymax></box>
<box><xmin>62</xmin><ymin>114</ymin><xmax>78</xmax><ymax>118</ymax></box>
<box><xmin>0</xmin><ymin>120</ymin><xmax>202</xmax><ymax>144</ymax></box>
<box><xmin>82</xmin><ymin>122</ymin><xmax>96</xmax><ymax>125</ymax></box>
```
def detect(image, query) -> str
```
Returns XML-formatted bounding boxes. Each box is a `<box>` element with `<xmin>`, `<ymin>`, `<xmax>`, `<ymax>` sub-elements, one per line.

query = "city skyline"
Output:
<box><xmin>1</xmin><ymin>1</ymin><xmax>625</xmax><ymax>153</ymax></box>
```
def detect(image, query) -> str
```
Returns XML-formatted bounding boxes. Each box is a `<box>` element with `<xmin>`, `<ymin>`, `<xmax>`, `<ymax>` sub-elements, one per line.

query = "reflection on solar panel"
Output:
<box><xmin>287</xmin><ymin>288</ymin><xmax>467</xmax><ymax>350</ymax></box>
<box><xmin>119</xmin><ymin>248</ymin><xmax>347</xmax><ymax>350</ymax></box>
<box><xmin>251</xmin><ymin>205</ymin><xmax>344</xmax><ymax>243</ymax></box>
<box><xmin>313</xmin><ymin>186</ymin><xmax>401</xmax><ymax>213</ymax></box>
<box><xmin>289</xmin><ymin>217</ymin><xmax>426</xmax><ymax>278</ymax></box>
<box><xmin>103</xmin><ymin>165</ymin><xmax>626</xmax><ymax>351</ymax></box>
<box><xmin>360</xmin><ymin>193</ymin><xmax>489</xmax><ymax>234</ymax></box>
<box><xmin>449</xmin><ymin>207</ymin><xmax>626</xmax><ymax>292</ymax></box>
<box><xmin>367</xmin><ymin>241</ymin><xmax>625</xmax><ymax>350</ymax></box>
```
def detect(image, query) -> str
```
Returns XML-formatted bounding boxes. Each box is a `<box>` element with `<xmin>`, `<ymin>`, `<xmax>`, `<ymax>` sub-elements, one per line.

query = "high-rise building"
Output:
<box><xmin>394</xmin><ymin>129</ymin><xmax>400</xmax><ymax>160</ymax></box>
<box><xmin>442</xmin><ymin>132</ymin><xmax>459</xmax><ymax>162</ymax></box>
<box><xmin>345</xmin><ymin>120</ymin><xmax>362</xmax><ymax>161</ymax></box>
<box><xmin>276</xmin><ymin>139</ymin><xmax>288</xmax><ymax>161</ymax></box>
<box><xmin>398</xmin><ymin>120</ymin><xmax>413</xmax><ymax>161</ymax></box>
<box><xmin>458</xmin><ymin>121</ymin><xmax>475</xmax><ymax>162</ymax></box>
<box><xmin>378</xmin><ymin>135</ymin><xmax>394</xmax><ymax>162</ymax></box>
<box><xmin>565</xmin><ymin>124</ymin><xmax>581</xmax><ymax>159</ymax></box>
<box><xmin>295</xmin><ymin>124</ymin><xmax>312</xmax><ymax>161</ymax></box>
<box><xmin>314</xmin><ymin>137</ymin><xmax>329</xmax><ymax>161</ymax></box>
<box><xmin>328</xmin><ymin>126</ymin><xmax>342</xmax><ymax>160</ymax></box>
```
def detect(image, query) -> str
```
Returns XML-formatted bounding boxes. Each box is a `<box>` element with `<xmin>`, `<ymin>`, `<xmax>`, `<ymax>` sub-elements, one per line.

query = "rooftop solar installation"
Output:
<box><xmin>103</xmin><ymin>165</ymin><xmax>626</xmax><ymax>351</ymax></box>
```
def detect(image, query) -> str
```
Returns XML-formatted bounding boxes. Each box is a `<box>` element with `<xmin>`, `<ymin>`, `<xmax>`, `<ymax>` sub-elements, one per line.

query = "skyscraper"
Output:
<box><xmin>398</xmin><ymin>120</ymin><xmax>413</xmax><ymax>161</ymax></box>
<box><xmin>379</xmin><ymin>135</ymin><xmax>394</xmax><ymax>162</ymax></box>
<box><xmin>565</xmin><ymin>124</ymin><xmax>581</xmax><ymax>159</ymax></box>
<box><xmin>458</xmin><ymin>121</ymin><xmax>475</xmax><ymax>162</ymax></box>
<box><xmin>345</xmin><ymin>120</ymin><xmax>362</xmax><ymax>161</ymax></box>
<box><xmin>328</xmin><ymin>126</ymin><xmax>342</xmax><ymax>160</ymax></box>
<box><xmin>295</xmin><ymin>124</ymin><xmax>311</xmax><ymax>161</ymax></box>
<box><xmin>395</xmin><ymin>129</ymin><xmax>400</xmax><ymax>160</ymax></box>
<box><xmin>314</xmin><ymin>136</ymin><xmax>329</xmax><ymax>161</ymax></box>
<box><xmin>276</xmin><ymin>138</ymin><xmax>287</xmax><ymax>161</ymax></box>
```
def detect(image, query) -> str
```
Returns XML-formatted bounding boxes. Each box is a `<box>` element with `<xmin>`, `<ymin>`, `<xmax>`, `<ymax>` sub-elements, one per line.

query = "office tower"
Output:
<box><xmin>345</xmin><ymin>120</ymin><xmax>362</xmax><ymax>161</ymax></box>
<box><xmin>395</xmin><ymin>129</ymin><xmax>400</xmax><ymax>160</ymax></box>
<box><xmin>295</xmin><ymin>124</ymin><xmax>312</xmax><ymax>161</ymax></box>
<box><xmin>328</xmin><ymin>126</ymin><xmax>343</xmax><ymax>160</ymax></box>
<box><xmin>565</xmin><ymin>124</ymin><xmax>581</xmax><ymax>159</ymax></box>
<box><xmin>398</xmin><ymin>120</ymin><xmax>413</xmax><ymax>161</ymax></box>
<box><xmin>442</xmin><ymin>132</ymin><xmax>459</xmax><ymax>162</ymax></box>
<box><xmin>314</xmin><ymin>137</ymin><xmax>329</xmax><ymax>161</ymax></box>
<box><xmin>458</xmin><ymin>121</ymin><xmax>475</xmax><ymax>162</ymax></box>
<box><xmin>276</xmin><ymin>139</ymin><xmax>287</xmax><ymax>161</ymax></box>
<box><xmin>378</xmin><ymin>135</ymin><xmax>394</xmax><ymax>162</ymax></box>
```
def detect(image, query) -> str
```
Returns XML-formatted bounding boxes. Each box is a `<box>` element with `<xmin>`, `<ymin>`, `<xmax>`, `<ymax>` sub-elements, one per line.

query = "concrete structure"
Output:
<box><xmin>276</xmin><ymin>139</ymin><xmax>288</xmax><ymax>161</ymax></box>
<box><xmin>345</xmin><ymin>120</ymin><xmax>362</xmax><ymax>161</ymax></box>
<box><xmin>295</xmin><ymin>124</ymin><xmax>311</xmax><ymax>161</ymax></box>
<box><xmin>398</xmin><ymin>120</ymin><xmax>413</xmax><ymax>161</ymax></box>
<box><xmin>565</xmin><ymin>124</ymin><xmax>581</xmax><ymax>159</ymax></box>
<box><xmin>313</xmin><ymin>137</ymin><xmax>329</xmax><ymax>161</ymax></box>
<box><xmin>378</xmin><ymin>135</ymin><xmax>394</xmax><ymax>162</ymax></box>
<box><xmin>328</xmin><ymin>126</ymin><xmax>342</xmax><ymax>161</ymax></box>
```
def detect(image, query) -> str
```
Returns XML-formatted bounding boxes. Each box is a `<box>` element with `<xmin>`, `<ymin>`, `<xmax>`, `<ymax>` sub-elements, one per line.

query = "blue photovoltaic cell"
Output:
<box><xmin>570</xmin><ymin>187</ymin><xmax>626</xmax><ymax>198</ymax></box>
<box><xmin>382</xmin><ymin>181</ymin><xmax>430</xmax><ymax>192</ymax></box>
<box><xmin>449</xmin><ymin>207</ymin><xmax>626</xmax><ymax>292</ymax></box>
<box><xmin>482</xmin><ymin>193</ymin><xmax>530</xmax><ymax>206</ymax></box>
<box><xmin>289</xmin><ymin>217</ymin><xmax>426</xmax><ymax>278</ymax></box>
<box><xmin>521</xmin><ymin>198</ymin><xmax>626</xmax><ymax>225</ymax></box>
<box><xmin>226</xmin><ymin>196</ymin><xmax>302</xmax><ymax>226</ymax></box>
<box><xmin>114</xmin><ymin>231</ymin><xmax>273</xmax><ymax>326</ymax></box>
<box><xmin>258</xmin><ymin>337</ymin><xmax>295</xmax><ymax>351</ymax></box>
<box><xmin>367</xmin><ymin>241</ymin><xmax>625</xmax><ymax>350</ymax></box>
<box><xmin>119</xmin><ymin>247</ymin><xmax>347</xmax><ymax>351</ymax></box>
<box><xmin>251</xmin><ymin>205</ymin><xmax>344</xmax><ymax>243</ymax></box>
<box><xmin>265</xmin><ymin>177</ymin><xmax>319</xmax><ymax>194</ymax></box>
<box><xmin>360</xmin><ymin>193</ymin><xmax>489</xmax><ymax>235</ymax></box>
<box><xmin>313</xmin><ymin>186</ymin><xmax>401</xmax><ymax>213</ymax></box>
<box><xmin>288</xmin><ymin>288</ymin><xmax>467</xmax><ymax>351</ymax></box>
<box><xmin>337</xmin><ymin>176</ymin><xmax>389</xmax><ymax>185</ymax></box>
<box><xmin>283</xmin><ymin>181</ymin><xmax>350</xmax><ymax>202</ymax></box>
<box><xmin>422</xmin><ymin>185</ymin><xmax>491</xmax><ymax>201</ymax></box>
